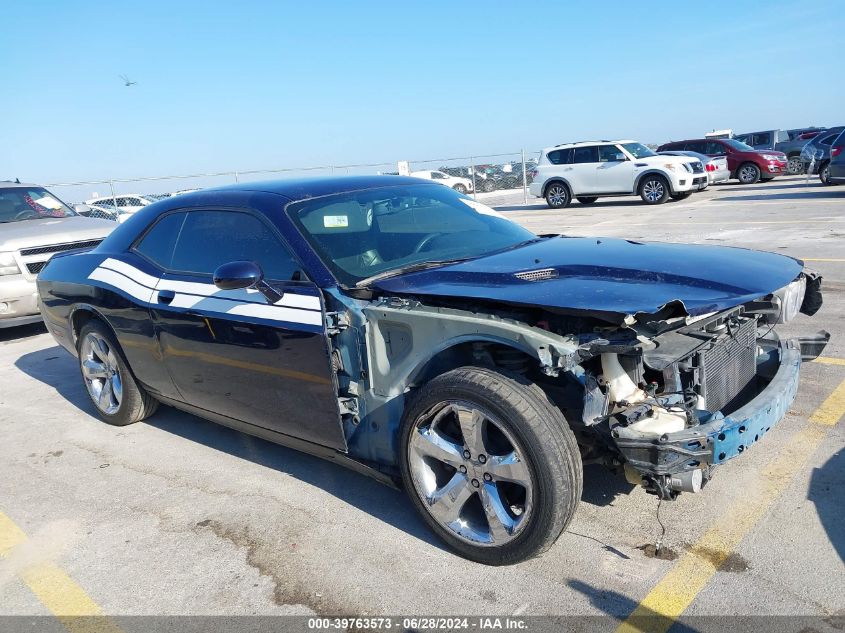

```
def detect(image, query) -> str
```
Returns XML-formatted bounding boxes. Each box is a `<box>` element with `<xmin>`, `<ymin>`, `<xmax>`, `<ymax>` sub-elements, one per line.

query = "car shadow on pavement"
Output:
<box><xmin>0</xmin><ymin>322</ymin><xmax>46</xmax><ymax>344</ymax></box>
<box><xmin>713</xmin><ymin>181</ymin><xmax>816</xmax><ymax>192</ymax></box>
<box><xmin>714</xmin><ymin>190</ymin><xmax>844</xmax><ymax>202</ymax></box>
<box><xmin>808</xmin><ymin>449</ymin><xmax>844</xmax><ymax>564</ymax></box>
<box><xmin>14</xmin><ymin>345</ymin><xmax>446</xmax><ymax>551</ymax></box>
<box><xmin>566</xmin><ymin>579</ymin><xmax>699</xmax><ymax>631</ymax></box>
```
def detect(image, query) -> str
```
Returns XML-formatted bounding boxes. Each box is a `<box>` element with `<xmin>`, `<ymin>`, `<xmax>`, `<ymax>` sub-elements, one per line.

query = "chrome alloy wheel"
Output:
<box><xmin>80</xmin><ymin>332</ymin><xmax>123</xmax><ymax>415</ymax></box>
<box><xmin>787</xmin><ymin>156</ymin><xmax>803</xmax><ymax>175</ymax></box>
<box><xmin>642</xmin><ymin>179</ymin><xmax>665</xmax><ymax>202</ymax></box>
<box><xmin>407</xmin><ymin>401</ymin><xmax>534</xmax><ymax>546</ymax></box>
<box><xmin>547</xmin><ymin>185</ymin><xmax>567</xmax><ymax>206</ymax></box>
<box><xmin>738</xmin><ymin>164</ymin><xmax>758</xmax><ymax>183</ymax></box>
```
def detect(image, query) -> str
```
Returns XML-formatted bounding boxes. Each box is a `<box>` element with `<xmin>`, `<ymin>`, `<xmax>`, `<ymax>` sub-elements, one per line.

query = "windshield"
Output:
<box><xmin>287</xmin><ymin>184</ymin><xmax>536</xmax><ymax>286</ymax></box>
<box><xmin>724</xmin><ymin>139</ymin><xmax>755</xmax><ymax>152</ymax></box>
<box><xmin>621</xmin><ymin>142</ymin><xmax>656</xmax><ymax>159</ymax></box>
<box><xmin>0</xmin><ymin>187</ymin><xmax>76</xmax><ymax>223</ymax></box>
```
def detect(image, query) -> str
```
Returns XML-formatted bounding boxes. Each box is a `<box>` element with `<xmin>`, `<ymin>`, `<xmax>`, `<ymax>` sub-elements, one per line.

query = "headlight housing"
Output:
<box><xmin>762</xmin><ymin>154</ymin><xmax>780</xmax><ymax>161</ymax></box>
<box><xmin>0</xmin><ymin>252</ymin><xmax>21</xmax><ymax>276</ymax></box>
<box><xmin>772</xmin><ymin>276</ymin><xmax>807</xmax><ymax>323</ymax></box>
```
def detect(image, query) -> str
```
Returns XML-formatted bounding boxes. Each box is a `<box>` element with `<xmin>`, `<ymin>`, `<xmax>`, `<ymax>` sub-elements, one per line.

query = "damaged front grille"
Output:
<box><xmin>698</xmin><ymin>317</ymin><xmax>757</xmax><ymax>412</ymax></box>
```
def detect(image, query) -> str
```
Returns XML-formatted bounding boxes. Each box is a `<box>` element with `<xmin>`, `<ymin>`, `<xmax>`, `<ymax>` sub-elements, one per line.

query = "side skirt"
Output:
<box><xmin>154</xmin><ymin>394</ymin><xmax>400</xmax><ymax>489</ymax></box>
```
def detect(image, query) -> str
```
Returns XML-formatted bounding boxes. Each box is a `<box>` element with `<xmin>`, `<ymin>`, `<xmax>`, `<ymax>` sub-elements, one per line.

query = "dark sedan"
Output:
<box><xmin>37</xmin><ymin>176</ymin><xmax>826</xmax><ymax>564</ymax></box>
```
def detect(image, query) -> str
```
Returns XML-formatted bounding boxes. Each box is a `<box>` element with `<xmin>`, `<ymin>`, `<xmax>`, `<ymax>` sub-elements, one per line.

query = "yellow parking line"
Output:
<box><xmin>801</xmin><ymin>258</ymin><xmax>845</xmax><ymax>262</ymax></box>
<box><xmin>0</xmin><ymin>511</ymin><xmax>122</xmax><ymax>633</ymax></box>
<box><xmin>814</xmin><ymin>356</ymin><xmax>845</xmax><ymax>366</ymax></box>
<box><xmin>810</xmin><ymin>379</ymin><xmax>845</xmax><ymax>425</ymax></box>
<box><xmin>617</xmin><ymin>377</ymin><xmax>845</xmax><ymax>633</ymax></box>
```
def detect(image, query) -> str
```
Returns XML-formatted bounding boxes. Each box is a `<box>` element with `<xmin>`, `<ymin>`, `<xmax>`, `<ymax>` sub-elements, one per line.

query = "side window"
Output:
<box><xmin>776</xmin><ymin>130</ymin><xmax>790</xmax><ymax>143</ymax></box>
<box><xmin>431</xmin><ymin>172</ymin><xmax>444</xmax><ymax>179</ymax></box>
<box><xmin>819</xmin><ymin>133</ymin><xmax>837</xmax><ymax>146</ymax></box>
<box><xmin>134</xmin><ymin>212</ymin><xmax>187</xmax><ymax>269</ymax></box>
<box><xmin>547</xmin><ymin>149</ymin><xmax>572</xmax><ymax>165</ymax></box>
<box><xmin>170</xmin><ymin>210</ymin><xmax>302</xmax><ymax>281</ymax></box>
<box><xmin>573</xmin><ymin>146</ymin><xmax>599</xmax><ymax>164</ymax></box>
<box><xmin>754</xmin><ymin>132</ymin><xmax>772</xmax><ymax>145</ymax></box>
<box><xmin>686</xmin><ymin>141</ymin><xmax>707</xmax><ymax>153</ymax></box>
<box><xmin>706</xmin><ymin>141</ymin><xmax>727</xmax><ymax>155</ymax></box>
<box><xmin>598</xmin><ymin>145</ymin><xmax>624</xmax><ymax>162</ymax></box>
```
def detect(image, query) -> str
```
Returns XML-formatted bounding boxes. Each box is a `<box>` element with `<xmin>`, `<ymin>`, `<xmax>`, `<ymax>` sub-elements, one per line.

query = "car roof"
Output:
<box><xmin>543</xmin><ymin>140</ymin><xmax>635</xmax><ymax>152</ymax></box>
<box><xmin>661</xmin><ymin>138</ymin><xmax>725</xmax><ymax>145</ymax></box>
<box><xmin>190</xmin><ymin>175</ymin><xmax>429</xmax><ymax>201</ymax></box>
<box><xmin>0</xmin><ymin>181</ymin><xmax>42</xmax><ymax>189</ymax></box>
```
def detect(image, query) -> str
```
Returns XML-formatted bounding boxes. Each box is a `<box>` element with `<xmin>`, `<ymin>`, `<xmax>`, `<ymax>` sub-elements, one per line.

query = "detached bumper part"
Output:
<box><xmin>615</xmin><ymin>335</ymin><xmax>813</xmax><ymax>498</ymax></box>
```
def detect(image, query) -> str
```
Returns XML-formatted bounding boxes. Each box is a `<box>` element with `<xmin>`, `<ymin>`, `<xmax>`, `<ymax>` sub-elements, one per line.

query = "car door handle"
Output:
<box><xmin>157</xmin><ymin>289</ymin><xmax>176</xmax><ymax>305</ymax></box>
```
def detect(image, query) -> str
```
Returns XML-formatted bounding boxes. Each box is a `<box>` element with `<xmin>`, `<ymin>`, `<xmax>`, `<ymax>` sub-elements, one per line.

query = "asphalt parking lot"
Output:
<box><xmin>1</xmin><ymin>176</ymin><xmax>843</xmax><ymax>626</ymax></box>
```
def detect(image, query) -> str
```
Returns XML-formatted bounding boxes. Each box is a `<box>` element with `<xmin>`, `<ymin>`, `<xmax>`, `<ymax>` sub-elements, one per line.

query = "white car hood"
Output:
<box><xmin>1</xmin><ymin>216</ymin><xmax>115</xmax><ymax>252</ymax></box>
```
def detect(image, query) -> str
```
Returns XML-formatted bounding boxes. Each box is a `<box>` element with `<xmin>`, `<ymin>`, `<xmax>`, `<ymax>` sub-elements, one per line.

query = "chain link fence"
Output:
<box><xmin>45</xmin><ymin>150</ymin><xmax>540</xmax><ymax>221</ymax></box>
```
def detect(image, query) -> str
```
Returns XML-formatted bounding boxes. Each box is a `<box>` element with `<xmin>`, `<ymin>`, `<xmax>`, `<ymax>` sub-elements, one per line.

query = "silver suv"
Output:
<box><xmin>1</xmin><ymin>182</ymin><xmax>115</xmax><ymax>328</ymax></box>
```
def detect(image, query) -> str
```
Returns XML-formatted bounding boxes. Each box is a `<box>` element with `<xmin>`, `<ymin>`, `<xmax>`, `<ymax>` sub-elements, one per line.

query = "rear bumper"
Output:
<box><xmin>614</xmin><ymin>334</ymin><xmax>808</xmax><ymax>479</ymax></box>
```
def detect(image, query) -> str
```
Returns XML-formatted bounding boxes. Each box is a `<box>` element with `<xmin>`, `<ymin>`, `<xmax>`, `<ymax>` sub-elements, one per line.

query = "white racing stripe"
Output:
<box><xmin>89</xmin><ymin>268</ymin><xmax>156</xmax><ymax>304</ymax></box>
<box><xmin>88</xmin><ymin>259</ymin><xmax>324</xmax><ymax>327</ymax></box>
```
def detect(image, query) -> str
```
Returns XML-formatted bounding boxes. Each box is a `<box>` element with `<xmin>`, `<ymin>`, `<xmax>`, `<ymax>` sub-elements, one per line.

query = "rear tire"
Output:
<box><xmin>400</xmin><ymin>366</ymin><xmax>582</xmax><ymax>565</ymax></box>
<box><xmin>638</xmin><ymin>175</ymin><xmax>670</xmax><ymax>204</ymax></box>
<box><xmin>819</xmin><ymin>162</ymin><xmax>831</xmax><ymax>185</ymax></box>
<box><xmin>576</xmin><ymin>196</ymin><xmax>598</xmax><ymax>204</ymax></box>
<box><xmin>77</xmin><ymin>320</ymin><xmax>158</xmax><ymax>426</ymax></box>
<box><xmin>544</xmin><ymin>183</ymin><xmax>571</xmax><ymax>209</ymax></box>
<box><xmin>737</xmin><ymin>162</ymin><xmax>761</xmax><ymax>184</ymax></box>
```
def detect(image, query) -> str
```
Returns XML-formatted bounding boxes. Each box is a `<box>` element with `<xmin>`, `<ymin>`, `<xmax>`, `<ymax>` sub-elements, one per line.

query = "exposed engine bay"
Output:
<box><xmin>352</xmin><ymin>270</ymin><xmax>826</xmax><ymax>500</ymax></box>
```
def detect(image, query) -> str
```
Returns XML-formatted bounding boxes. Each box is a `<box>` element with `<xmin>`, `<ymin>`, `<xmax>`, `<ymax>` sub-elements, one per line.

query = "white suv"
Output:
<box><xmin>528</xmin><ymin>140</ymin><xmax>707</xmax><ymax>208</ymax></box>
<box><xmin>410</xmin><ymin>170</ymin><xmax>474</xmax><ymax>194</ymax></box>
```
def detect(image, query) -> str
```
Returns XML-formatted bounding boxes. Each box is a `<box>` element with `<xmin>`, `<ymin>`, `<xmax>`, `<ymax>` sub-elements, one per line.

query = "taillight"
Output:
<box><xmin>706</xmin><ymin>163</ymin><xmax>716</xmax><ymax>172</ymax></box>
<box><xmin>530</xmin><ymin>169</ymin><xmax>538</xmax><ymax>178</ymax></box>
<box><xmin>832</xmin><ymin>146</ymin><xmax>843</xmax><ymax>158</ymax></box>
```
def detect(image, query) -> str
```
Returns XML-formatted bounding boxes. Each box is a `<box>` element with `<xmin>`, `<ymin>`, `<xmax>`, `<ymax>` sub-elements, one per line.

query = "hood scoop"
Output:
<box><xmin>514</xmin><ymin>267</ymin><xmax>559</xmax><ymax>282</ymax></box>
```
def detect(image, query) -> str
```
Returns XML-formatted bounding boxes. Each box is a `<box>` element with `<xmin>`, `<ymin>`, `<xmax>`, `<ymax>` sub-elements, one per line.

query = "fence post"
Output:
<box><xmin>234</xmin><ymin>172</ymin><xmax>240</xmax><ymax>183</ymax></box>
<box><xmin>109</xmin><ymin>180</ymin><xmax>116</xmax><ymax>201</ymax></box>
<box><xmin>521</xmin><ymin>149</ymin><xmax>528</xmax><ymax>205</ymax></box>
<box><xmin>470</xmin><ymin>157</ymin><xmax>477</xmax><ymax>200</ymax></box>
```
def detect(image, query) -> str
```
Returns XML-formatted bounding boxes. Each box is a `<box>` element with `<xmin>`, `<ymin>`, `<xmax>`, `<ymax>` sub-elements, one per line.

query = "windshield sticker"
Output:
<box><xmin>458</xmin><ymin>198</ymin><xmax>506</xmax><ymax>219</ymax></box>
<box><xmin>33</xmin><ymin>195</ymin><xmax>63</xmax><ymax>210</ymax></box>
<box><xmin>323</xmin><ymin>215</ymin><xmax>349</xmax><ymax>228</ymax></box>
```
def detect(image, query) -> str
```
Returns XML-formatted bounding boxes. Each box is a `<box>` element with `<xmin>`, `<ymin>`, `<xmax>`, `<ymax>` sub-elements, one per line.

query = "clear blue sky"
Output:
<box><xmin>2</xmin><ymin>0</ymin><xmax>843</xmax><ymax>188</ymax></box>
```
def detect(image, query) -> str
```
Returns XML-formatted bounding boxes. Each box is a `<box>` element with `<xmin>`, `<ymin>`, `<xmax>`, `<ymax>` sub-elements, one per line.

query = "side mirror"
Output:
<box><xmin>74</xmin><ymin>204</ymin><xmax>92</xmax><ymax>216</ymax></box>
<box><xmin>615</xmin><ymin>153</ymin><xmax>627</xmax><ymax>161</ymax></box>
<box><xmin>213</xmin><ymin>260</ymin><xmax>282</xmax><ymax>304</ymax></box>
<box><xmin>213</xmin><ymin>260</ymin><xmax>262</xmax><ymax>290</ymax></box>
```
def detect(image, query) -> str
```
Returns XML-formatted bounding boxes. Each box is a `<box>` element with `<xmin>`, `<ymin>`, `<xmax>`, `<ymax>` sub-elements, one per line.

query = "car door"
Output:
<box><xmin>137</xmin><ymin>208</ymin><xmax>346</xmax><ymax>451</ymax></box>
<box><xmin>569</xmin><ymin>145</ymin><xmax>600</xmax><ymax>193</ymax></box>
<box><xmin>593</xmin><ymin>144</ymin><xmax>635</xmax><ymax>192</ymax></box>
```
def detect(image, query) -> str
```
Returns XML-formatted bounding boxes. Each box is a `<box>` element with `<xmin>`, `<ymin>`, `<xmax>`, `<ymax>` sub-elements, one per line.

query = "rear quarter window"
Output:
<box><xmin>134</xmin><ymin>212</ymin><xmax>187</xmax><ymax>269</ymax></box>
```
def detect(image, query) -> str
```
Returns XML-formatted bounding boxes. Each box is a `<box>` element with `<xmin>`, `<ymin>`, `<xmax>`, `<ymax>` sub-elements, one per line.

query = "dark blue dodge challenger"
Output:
<box><xmin>37</xmin><ymin>176</ymin><xmax>827</xmax><ymax>564</ymax></box>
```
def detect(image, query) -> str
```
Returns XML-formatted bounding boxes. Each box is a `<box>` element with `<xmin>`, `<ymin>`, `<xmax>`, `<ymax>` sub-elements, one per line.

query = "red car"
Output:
<box><xmin>657</xmin><ymin>138</ymin><xmax>788</xmax><ymax>184</ymax></box>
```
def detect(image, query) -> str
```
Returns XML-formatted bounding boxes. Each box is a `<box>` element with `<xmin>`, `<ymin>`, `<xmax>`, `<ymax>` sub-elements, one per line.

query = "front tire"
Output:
<box><xmin>77</xmin><ymin>320</ymin><xmax>158</xmax><ymax>426</ymax></box>
<box><xmin>544</xmin><ymin>183</ymin><xmax>571</xmax><ymax>209</ymax></box>
<box><xmin>638</xmin><ymin>175</ymin><xmax>670</xmax><ymax>204</ymax></box>
<box><xmin>576</xmin><ymin>196</ymin><xmax>598</xmax><ymax>205</ymax></box>
<box><xmin>453</xmin><ymin>184</ymin><xmax>467</xmax><ymax>194</ymax></box>
<box><xmin>737</xmin><ymin>162</ymin><xmax>761</xmax><ymax>184</ymax></box>
<box><xmin>400</xmin><ymin>366</ymin><xmax>582</xmax><ymax>565</ymax></box>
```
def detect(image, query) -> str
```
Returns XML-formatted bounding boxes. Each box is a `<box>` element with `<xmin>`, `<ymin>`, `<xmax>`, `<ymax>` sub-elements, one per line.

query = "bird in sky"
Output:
<box><xmin>119</xmin><ymin>74</ymin><xmax>137</xmax><ymax>87</ymax></box>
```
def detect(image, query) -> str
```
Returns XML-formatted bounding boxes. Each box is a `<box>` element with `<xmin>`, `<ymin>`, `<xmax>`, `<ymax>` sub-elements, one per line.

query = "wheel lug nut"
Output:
<box><xmin>471</xmin><ymin>479</ymin><xmax>480</xmax><ymax>488</ymax></box>
<box><xmin>478</xmin><ymin>454</ymin><xmax>487</xmax><ymax>464</ymax></box>
<box><xmin>459</xmin><ymin>465</ymin><xmax>467</xmax><ymax>474</ymax></box>
<box><xmin>463</xmin><ymin>449</ymin><xmax>471</xmax><ymax>459</ymax></box>
<box><xmin>483</xmin><ymin>473</ymin><xmax>492</xmax><ymax>482</ymax></box>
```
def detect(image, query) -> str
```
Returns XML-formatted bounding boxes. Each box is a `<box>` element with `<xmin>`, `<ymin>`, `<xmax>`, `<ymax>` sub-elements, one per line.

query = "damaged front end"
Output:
<box><xmin>574</xmin><ymin>271</ymin><xmax>827</xmax><ymax>499</ymax></box>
